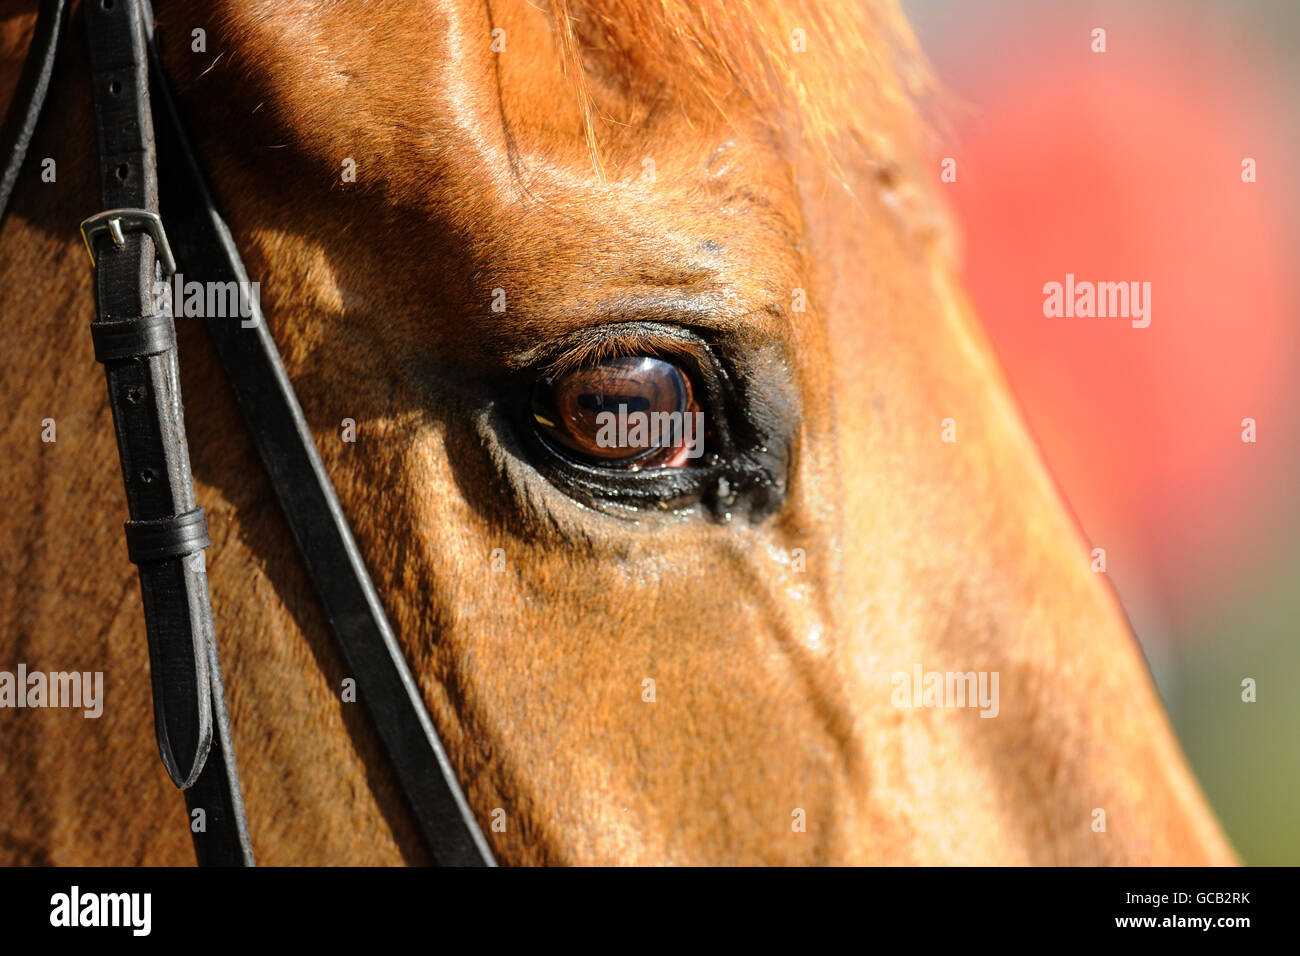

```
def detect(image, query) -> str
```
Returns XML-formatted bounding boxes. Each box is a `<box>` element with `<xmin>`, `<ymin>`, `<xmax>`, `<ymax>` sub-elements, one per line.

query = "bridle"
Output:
<box><xmin>0</xmin><ymin>0</ymin><xmax>496</xmax><ymax>866</ymax></box>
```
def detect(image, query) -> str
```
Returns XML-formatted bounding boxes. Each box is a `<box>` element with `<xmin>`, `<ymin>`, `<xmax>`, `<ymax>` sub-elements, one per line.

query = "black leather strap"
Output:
<box><xmin>83</xmin><ymin>0</ymin><xmax>252</xmax><ymax>865</ymax></box>
<box><xmin>146</xmin><ymin>7</ymin><xmax>495</xmax><ymax>868</ymax></box>
<box><xmin>0</xmin><ymin>0</ymin><xmax>68</xmax><ymax>219</ymax></box>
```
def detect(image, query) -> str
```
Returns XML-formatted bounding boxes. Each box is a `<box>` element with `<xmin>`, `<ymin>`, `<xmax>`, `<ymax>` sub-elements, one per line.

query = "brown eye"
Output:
<box><xmin>531</xmin><ymin>356</ymin><xmax>704</xmax><ymax>469</ymax></box>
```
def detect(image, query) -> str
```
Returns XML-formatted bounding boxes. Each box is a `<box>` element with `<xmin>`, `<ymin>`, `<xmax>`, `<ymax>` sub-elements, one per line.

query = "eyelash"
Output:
<box><xmin>537</xmin><ymin>329</ymin><xmax>706</xmax><ymax>379</ymax></box>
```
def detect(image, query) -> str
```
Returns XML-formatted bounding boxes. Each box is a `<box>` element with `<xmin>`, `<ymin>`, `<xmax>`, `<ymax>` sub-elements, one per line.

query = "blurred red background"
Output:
<box><xmin>904</xmin><ymin>0</ymin><xmax>1299</xmax><ymax>863</ymax></box>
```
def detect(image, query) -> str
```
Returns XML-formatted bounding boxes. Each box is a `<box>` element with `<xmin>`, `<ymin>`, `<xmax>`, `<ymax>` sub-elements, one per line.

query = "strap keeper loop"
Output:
<box><xmin>124</xmin><ymin>507</ymin><xmax>210</xmax><ymax>563</ymax></box>
<box><xmin>91</xmin><ymin>312</ymin><xmax>176</xmax><ymax>363</ymax></box>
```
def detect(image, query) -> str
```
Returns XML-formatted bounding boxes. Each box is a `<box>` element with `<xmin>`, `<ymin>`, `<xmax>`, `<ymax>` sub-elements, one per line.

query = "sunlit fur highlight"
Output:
<box><xmin>547</xmin><ymin>0</ymin><xmax>935</xmax><ymax>182</ymax></box>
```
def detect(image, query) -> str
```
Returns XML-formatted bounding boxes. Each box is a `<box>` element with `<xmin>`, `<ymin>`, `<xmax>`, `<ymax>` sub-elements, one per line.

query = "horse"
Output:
<box><xmin>0</xmin><ymin>0</ymin><xmax>1236</xmax><ymax>865</ymax></box>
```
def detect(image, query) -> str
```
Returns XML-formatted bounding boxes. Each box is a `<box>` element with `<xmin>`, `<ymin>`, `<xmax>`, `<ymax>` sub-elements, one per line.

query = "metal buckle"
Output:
<box><xmin>79</xmin><ymin>208</ymin><xmax>177</xmax><ymax>276</ymax></box>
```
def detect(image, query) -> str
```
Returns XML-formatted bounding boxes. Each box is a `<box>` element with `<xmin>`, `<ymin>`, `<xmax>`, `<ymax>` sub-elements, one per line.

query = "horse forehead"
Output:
<box><xmin>221</xmin><ymin>0</ymin><xmax>791</xmax><ymax>189</ymax></box>
<box><xmin>241</xmin><ymin>11</ymin><xmax>807</xmax><ymax>322</ymax></box>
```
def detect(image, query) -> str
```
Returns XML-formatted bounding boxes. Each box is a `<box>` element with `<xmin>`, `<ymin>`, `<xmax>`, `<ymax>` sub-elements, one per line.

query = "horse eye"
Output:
<box><xmin>530</xmin><ymin>356</ymin><xmax>704</xmax><ymax>469</ymax></box>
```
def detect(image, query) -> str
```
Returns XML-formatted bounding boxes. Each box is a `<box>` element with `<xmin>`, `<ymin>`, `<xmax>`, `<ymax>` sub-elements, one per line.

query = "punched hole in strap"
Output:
<box><xmin>91</xmin><ymin>312</ymin><xmax>176</xmax><ymax>364</ymax></box>
<box><xmin>124</xmin><ymin>507</ymin><xmax>210</xmax><ymax>564</ymax></box>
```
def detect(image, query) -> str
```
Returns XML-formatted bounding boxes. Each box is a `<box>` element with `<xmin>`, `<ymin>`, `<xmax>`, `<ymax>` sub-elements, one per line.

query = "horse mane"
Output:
<box><xmin>550</xmin><ymin>0</ymin><xmax>936</xmax><ymax>182</ymax></box>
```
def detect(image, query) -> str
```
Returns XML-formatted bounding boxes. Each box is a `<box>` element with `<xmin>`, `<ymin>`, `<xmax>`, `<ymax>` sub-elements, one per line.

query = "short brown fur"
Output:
<box><xmin>0</xmin><ymin>0</ymin><xmax>1234</xmax><ymax>865</ymax></box>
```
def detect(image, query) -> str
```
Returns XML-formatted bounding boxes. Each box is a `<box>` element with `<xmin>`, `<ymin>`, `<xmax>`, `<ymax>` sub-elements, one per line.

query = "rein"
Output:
<box><xmin>0</xmin><ymin>0</ymin><xmax>495</xmax><ymax>867</ymax></box>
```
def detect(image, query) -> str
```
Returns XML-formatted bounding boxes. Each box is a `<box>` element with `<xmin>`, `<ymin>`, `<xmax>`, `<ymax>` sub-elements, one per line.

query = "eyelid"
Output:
<box><xmin>536</xmin><ymin>328</ymin><xmax>707</xmax><ymax>378</ymax></box>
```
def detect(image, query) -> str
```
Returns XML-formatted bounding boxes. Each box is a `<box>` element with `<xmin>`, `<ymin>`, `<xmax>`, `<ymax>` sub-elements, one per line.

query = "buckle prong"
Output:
<box><xmin>79</xmin><ymin>208</ymin><xmax>176</xmax><ymax>276</ymax></box>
